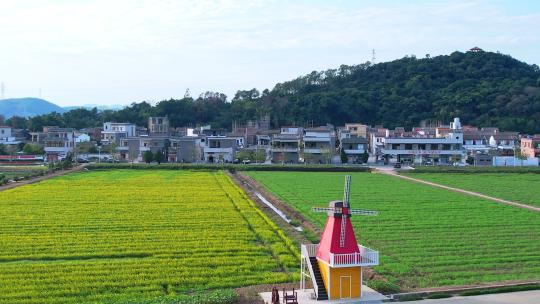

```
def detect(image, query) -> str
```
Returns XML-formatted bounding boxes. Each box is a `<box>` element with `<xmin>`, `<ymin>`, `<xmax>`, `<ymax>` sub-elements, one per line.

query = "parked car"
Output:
<box><xmin>393</xmin><ymin>162</ymin><xmax>402</xmax><ymax>169</ymax></box>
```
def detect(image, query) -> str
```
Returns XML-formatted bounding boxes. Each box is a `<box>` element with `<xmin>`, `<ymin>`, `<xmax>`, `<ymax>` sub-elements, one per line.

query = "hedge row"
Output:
<box><xmin>404</xmin><ymin>166</ymin><xmax>540</xmax><ymax>174</ymax></box>
<box><xmin>86</xmin><ymin>163</ymin><xmax>371</xmax><ymax>172</ymax></box>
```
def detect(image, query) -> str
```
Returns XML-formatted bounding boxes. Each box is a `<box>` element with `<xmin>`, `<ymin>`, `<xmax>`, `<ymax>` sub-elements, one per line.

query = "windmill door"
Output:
<box><xmin>340</xmin><ymin>276</ymin><xmax>351</xmax><ymax>299</ymax></box>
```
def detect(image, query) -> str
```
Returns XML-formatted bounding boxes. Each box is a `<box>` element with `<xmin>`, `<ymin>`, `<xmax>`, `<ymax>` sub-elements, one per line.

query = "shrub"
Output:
<box><xmin>367</xmin><ymin>280</ymin><xmax>400</xmax><ymax>294</ymax></box>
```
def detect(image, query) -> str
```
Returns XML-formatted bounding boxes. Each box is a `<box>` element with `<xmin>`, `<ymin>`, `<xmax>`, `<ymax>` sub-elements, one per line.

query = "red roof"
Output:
<box><xmin>316</xmin><ymin>207</ymin><xmax>360</xmax><ymax>263</ymax></box>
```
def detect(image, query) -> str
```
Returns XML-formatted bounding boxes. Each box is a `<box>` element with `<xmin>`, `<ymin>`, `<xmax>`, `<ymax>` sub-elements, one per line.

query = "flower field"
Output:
<box><xmin>247</xmin><ymin>171</ymin><xmax>540</xmax><ymax>290</ymax></box>
<box><xmin>404</xmin><ymin>173</ymin><xmax>540</xmax><ymax>207</ymax></box>
<box><xmin>0</xmin><ymin>170</ymin><xmax>299</xmax><ymax>304</ymax></box>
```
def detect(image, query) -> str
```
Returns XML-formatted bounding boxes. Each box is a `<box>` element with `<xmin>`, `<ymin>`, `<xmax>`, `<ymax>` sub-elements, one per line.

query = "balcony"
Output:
<box><xmin>301</xmin><ymin>243</ymin><xmax>379</xmax><ymax>267</ymax></box>
<box><xmin>303</xmin><ymin>148</ymin><xmax>321</xmax><ymax>154</ymax></box>
<box><xmin>344</xmin><ymin>149</ymin><xmax>364</xmax><ymax>154</ymax></box>
<box><xmin>271</xmin><ymin>147</ymin><xmax>299</xmax><ymax>153</ymax></box>
<box><xmin>205</xmin><ymin>147</ymin><xmax>233</xmax><ymax>153</ymax></box>
<box><xmin>381</xmin><ymin>148</ymin><xmax>464</xmax><ymax>155</ymax></box>
<box><xmin>303</xmin><ymin>137</ymin><xmax>331</xmax><ymax>143</ymax></box>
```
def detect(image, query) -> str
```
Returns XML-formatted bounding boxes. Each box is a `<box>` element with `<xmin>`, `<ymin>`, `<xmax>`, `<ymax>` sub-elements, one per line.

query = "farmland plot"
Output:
<box><xmin>247</xmin><ymin>171</ymin><xmax>540</xmax><ymax>289</ymax></box>
<box><xmin>0</xmin><ymin>170</ymin><xmax>298</xmax><ymax>304</ymax></box>
<box><xmin>404</xmin><ymin>173</ymin><xmax>540</xmax><ymax>208</ymax></box>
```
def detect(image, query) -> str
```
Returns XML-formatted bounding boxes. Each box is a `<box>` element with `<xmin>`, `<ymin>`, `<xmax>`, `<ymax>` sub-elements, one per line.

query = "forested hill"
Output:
<box><xmin>267</xmin><ymin>51</ymin><xmax>540</xmax><ymax>133</ymax></box>
<box><xmin>4</xmin><ymin>50</ymin><xmax>540</xmax><ymax>134</ymax></box>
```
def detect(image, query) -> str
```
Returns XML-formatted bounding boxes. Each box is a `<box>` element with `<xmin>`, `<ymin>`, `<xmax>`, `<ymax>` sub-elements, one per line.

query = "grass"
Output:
<box><xmin>0</xmin><ymin>170</ymin><xmax>298</xmax><ymax>304</ymax></box>
<box><xmin>246</xmin><ymin>171</ymin><xmax>540</xmax><ymax>290</ymax></box>
<box><xmin>404</xmin><ymin>173</ymin><xmax>540</xmax><ymax>207</ymax></box>
<box><xmin>0</xmin><ymin>165</ymin><xmax>48</xmax><ymax>182</ymax></box>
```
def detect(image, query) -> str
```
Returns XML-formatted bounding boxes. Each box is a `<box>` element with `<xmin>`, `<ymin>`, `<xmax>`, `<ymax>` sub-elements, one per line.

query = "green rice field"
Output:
<box><xmin>403</xmin><ymin>173</ymin><xmax>540</xmax><ymax>208</ymax></box>
<box><xmin>247</xmin><ymin>171</ymin><xmax>540</xmax><ymax>289</ymax></box>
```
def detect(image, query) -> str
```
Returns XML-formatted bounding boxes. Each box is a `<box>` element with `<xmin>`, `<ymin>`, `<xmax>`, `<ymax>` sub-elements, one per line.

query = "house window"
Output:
<box><xmin>392</xmin><ymin>144</ymin><xmax>400</xmax><ymax>150</ymax></box>
<box><xmin>443</xmin><ymin>144</ymin><xmax>451</xmax><ymax>150</ymax></box>
<box><xmin>405</xmin><ymin>144</ymin><xmax>413</xmax><ymax>150</ymax></box>
<box><xmin>418</xmin><ymin>144</ymin><xmax>426</xmax><ymax>150</ymax></box>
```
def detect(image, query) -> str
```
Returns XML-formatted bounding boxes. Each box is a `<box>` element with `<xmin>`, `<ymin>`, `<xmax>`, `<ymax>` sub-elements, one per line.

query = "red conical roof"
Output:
<box><xmin>316</xmin><ymin>202</ymin><xmax>360</xmax><ymax>264</ymax></box>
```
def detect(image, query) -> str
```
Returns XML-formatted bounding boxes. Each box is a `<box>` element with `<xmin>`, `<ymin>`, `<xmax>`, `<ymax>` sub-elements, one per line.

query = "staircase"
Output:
<box><xmin>309</xmin><ymin>257</ymin><xmax>328</xmax><ymax>300</ymax></box>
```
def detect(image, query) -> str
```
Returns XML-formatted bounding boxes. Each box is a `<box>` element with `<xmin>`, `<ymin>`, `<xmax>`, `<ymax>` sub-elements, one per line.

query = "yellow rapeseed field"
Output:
<box><xmin>0</xmin><ymin>170</ymin><xmax>299</xmax><ymax>304</ymax></box>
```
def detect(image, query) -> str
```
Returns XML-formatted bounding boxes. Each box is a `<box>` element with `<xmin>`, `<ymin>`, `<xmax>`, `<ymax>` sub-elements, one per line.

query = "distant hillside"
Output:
<box><xmin>9</xmin><ymin>50</ymin><xmax>540</xmax><ymax>134</ymax></box>
<box><xmin>266</xmin><ymin>50</ymin><xmax>540</xmax><ymax>133</ymax></box>
<box><xmin>0</xmin><ymin>98</ymin><xmax>65</xmax><ymax>118</ymax></box>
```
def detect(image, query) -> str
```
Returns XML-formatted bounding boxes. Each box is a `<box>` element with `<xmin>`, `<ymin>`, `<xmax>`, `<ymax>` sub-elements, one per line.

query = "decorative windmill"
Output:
<box><xmin>306</xmin><ymin>175</ymin><xmax>379</xmax><ymax>300</ymax></box>
<box><xmin>312</xmin><ymin>175</ymin><xmax>377</xmax><ymax>248</ymax></box>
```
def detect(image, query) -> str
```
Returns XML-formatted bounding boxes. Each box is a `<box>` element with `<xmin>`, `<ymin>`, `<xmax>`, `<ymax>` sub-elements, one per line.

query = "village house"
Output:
<box><xmin>302</xmin><ymin>126</ymin><xmax>336</xmax><ymax>164</ymax></box>
<box><xmin>204</xmin><ymin>136</ymin><xmax>238</xmax><ymax>163</ymax></box>
<box><xmin>521</xmin><ymin>136</ymin><xmax>540</xmax><ymax>158</ymax></box>
<box><xmin>271</xmin><ymin>127</ymin><xmax>303</xmax><ymax>164</ymax></box>
<box><xmin>381</xmin><ymin>118</ymin><xmax>465</xmax><ymax>165</ymax></box>
<box><xmin>0</xmin><ymin>126</ymin><xmax>19</xmax><ymax>145</ymax></box>
<box><xmin>101</xmin><ymin>122</ymin><xmax>137</xmax><ymax>145</ymax></box>
<box><xmin>43</xmin><ymin>127</ymin><xmax>76</xmax><ymax>162</ymax></box>
<box><xmin>169</xmin><ymin>137</ymin><xmax>202</xmax><ymax>163</ymax></box>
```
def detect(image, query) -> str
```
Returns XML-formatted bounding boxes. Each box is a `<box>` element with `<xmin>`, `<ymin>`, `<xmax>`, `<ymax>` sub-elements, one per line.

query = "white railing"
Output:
<box><xmin>302</xmin><ymin>243</ymin><xmax>319</xmax><ymax>257</ymax></box>
<box><xmin>300</xmin><ymin>244</ymin><xmax>320</xmax><ymax>298</ymax></box>
<box><xmin>301</xmin><ymin>244</ymin><xmax>379</xmax><ymax>267</ymax></box>
<box><xmin>303</xmin><ymin>148</ymin><xmax>322</xmax><ymax>154</ymax></box>
<box><xmin>330</xmin><ymin>245</ymin><xmax>379</xmax><ymax>267</ymax></box>
<box><xmin>204</xmin><ymin>147</ymin><xmax>233</xmax><ymax>153</ymax></box>
<box><xmin>271</xmin><ymin>148</ymin><xmax>299</xmax><ymax>153</ymax></box>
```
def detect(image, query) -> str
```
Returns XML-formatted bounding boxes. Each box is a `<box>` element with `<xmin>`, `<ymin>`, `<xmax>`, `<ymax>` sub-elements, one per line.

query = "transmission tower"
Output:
<box><xmin>371</xmin><ymin>49</ymin><xmax>376</xmax><ymax>64</ymax></box>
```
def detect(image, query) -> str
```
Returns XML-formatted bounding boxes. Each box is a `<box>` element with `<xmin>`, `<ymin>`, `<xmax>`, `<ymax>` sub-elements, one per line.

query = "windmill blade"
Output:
<box><xmin>312</xmin><ymin>207</ymin><xmax>341</xmax><ymax>213</ymax></box>
<box><xmin>349</xmin><ymin>209</ymin><xmax>378</xmax><ymax>216</ymax></box>
<box><xmin>339</xmin><ymin>213</ymin><xmax>347</xmax><ymax>247</ymax></box>
<box><xmin>343</xmin><ymin>175</ymin><xmax>351</xmax><ymax>208</ymax></box>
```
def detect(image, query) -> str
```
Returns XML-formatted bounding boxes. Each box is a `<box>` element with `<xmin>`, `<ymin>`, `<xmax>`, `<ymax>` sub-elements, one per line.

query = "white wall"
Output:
<box><xmin>493</xmin><ymin>156</ymin><xmax>539</xmax><ymax>166</ymax></box>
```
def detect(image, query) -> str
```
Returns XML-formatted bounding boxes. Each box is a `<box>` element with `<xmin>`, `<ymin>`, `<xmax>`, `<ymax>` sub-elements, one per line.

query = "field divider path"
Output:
<box><xmin>0</xmin><ymin>164</ymin><xmax>87</xmax><ymax>192</ymax></box>
<box><xmin>377</xmin><ymin>169</ymin><xmax>540</xmax><ymax>212</ymax></box>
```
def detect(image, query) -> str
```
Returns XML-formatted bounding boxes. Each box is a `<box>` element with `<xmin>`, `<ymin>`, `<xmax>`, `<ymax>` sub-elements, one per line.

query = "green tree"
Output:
<box><xmin>154</xmin><ymin>150</ymin><xmax>164</xmax><ymax>164</ymax></box>
<box><xmin>22</xmin><ymin>143</ymin><xmax>44</xmax><ymax>155</ymax></box>
<box><xmin>340</xmin><ymin>148</ymin><xmax>348</xmax><ymax>164</ymax></box>
<box><xmin>360</xmin><ymin>151</ymin><xmax>369</xmax><ymax>163</ymax></box>
<box><xmin>61</xmin><ymin>153</ymin><xmax>74</xmax><ymax>169</ymax></box>
<box><xmin>236</xmin><ymin>150</ymin><xmax>253</xmax><ymax>162</ymax></box>
<box><xmin>514</xmin><ymin>148</ymin><xmax>528</xmax><ymax>166</ymax></box>
<box><xmin>143</xmin><ymin>151</ymin><xmax>154</xmax><ymax>164</ymax></box>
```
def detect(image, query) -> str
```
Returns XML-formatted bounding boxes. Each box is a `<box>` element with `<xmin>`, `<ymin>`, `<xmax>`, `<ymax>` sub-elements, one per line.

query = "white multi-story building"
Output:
<box><xmin>203</xmin><ymin>136</ymin><xmax>237</xmax><ymax>163</ymax></box>
<box><xmin>271</xmin><ymin>127</ymin><xmax>303</xmax><ymax>164</ymax></box>
<box><xmin>303</xmin><ymin>126</ymin><xmax>336</xmax><ymax>164</ymax></box>
<box><xmin>44</xmin><ymin>128</ymin><xmax>76</xmax><ymax>162</ymax></box>
<box><xmin>381</xmin><ymin>118</ymin><xmax>465</xmax><ymax>165</ymax></box>
<box><xmin>0</xmin><ymin>126</ymin><xmax>18</xmax><ymax>145</ymax></box>
<box><xmin>101</xmin><ymin>122</ymin><xmax>137</xmax><ymax>145</ymax></box>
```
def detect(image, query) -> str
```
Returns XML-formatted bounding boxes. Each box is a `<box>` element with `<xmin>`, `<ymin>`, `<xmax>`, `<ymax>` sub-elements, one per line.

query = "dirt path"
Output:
<box><xmin>0</xmin><ymin>164</ymin><xmax>87</xmax><ymax>192</ymax></box>
<box><xmin>376</xmin><ymin>169</ymin><xmax>540</xmax><ymax>212</ymax></box>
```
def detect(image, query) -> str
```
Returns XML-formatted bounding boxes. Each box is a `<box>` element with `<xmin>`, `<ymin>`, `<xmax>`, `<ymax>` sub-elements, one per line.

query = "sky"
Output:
<box><xmin>0</xmin><ymin>0</ymin><xmax>539</xmax><ymax>106</ymax></box>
